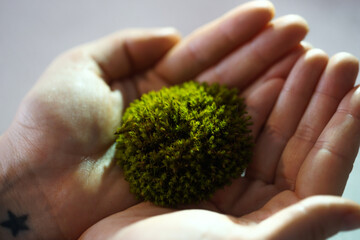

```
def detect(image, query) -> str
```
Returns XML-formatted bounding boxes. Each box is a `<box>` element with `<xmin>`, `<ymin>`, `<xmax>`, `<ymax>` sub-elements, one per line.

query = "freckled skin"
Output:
<box><xmin>115</xmin><ymin>81</ymin><xmax>253</xmax><ymax>207</ymax></box>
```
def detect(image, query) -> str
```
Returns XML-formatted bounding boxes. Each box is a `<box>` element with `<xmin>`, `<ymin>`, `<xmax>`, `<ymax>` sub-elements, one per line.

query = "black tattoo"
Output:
<box><xmin>1</xmin><ymin>210</ymin><xmax>29</xmax><ymax>237</ymax></box>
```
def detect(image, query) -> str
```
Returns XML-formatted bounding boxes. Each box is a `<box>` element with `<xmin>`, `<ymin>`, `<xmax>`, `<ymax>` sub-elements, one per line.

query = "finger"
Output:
<box><xmin>246</xmin><ymin>49</ymin><xmax>328</xmax><ymax>183</ymax></box>
<box><xmin>296</xmin><ymin>86</ymin><xmax>360</xmax><ymax>197</ymax></box>
<box><xmin>244</xmin><ymin>78</ymin><xmax>284</xmax><ymax>139</ymax></box>
<box><xmin>87</xmin><ymin>28</ymin><xmax>180</xmax><ymax>81</ymax></box>
<box><xmin>154</xmin><ymin>0</ymin><xmax>275</xmax><ymax>84</ymax></box>
<box><xmin>275</xmin><ymin>53</ymin><xmax>359</xmax><ymax>190</ymax></box>
<box><xmin>257</xmin><ymin>196</ymin><xmax>360</xmax><ymax>240</ymax></box>
<box><xmin>198</xmin><ymin>15</ymin><xmax>309</xmax><ymax>90</ymax></box>
<box><xmin>258</xmin><ymin>43</ymin><xmax>310</xmax><ymax>82</ymax></box>
<box><xmin>241</xmin><ymin>43</ymin><xmax>308</xmax><ymax>99</ymax></box>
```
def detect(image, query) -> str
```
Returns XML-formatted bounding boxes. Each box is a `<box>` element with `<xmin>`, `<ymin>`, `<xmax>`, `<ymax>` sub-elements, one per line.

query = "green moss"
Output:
<box><xmin>115</xmin><ymin>81</ymin><xmax>253</xmax><ymax>207</ymax></box>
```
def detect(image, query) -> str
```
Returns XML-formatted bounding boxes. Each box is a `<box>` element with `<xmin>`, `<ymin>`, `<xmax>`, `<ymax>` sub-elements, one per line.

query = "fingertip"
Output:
<box><xmin>276</xmin><ymin>14</ymin><xmax>309</xmax><ymax>35</ymax></box>
<box><xmin>301</xmin><ymin>196</ymin><xmax>360</xmax><ymax>231</ymax></box>
<box><xmin>300</xmin><ymin>41</ymin><xmax>313</xmax><ymax>50</ymax></box>
<box><xmin>229</xmin><ymin>0</ymin><xmax>275</xmax><ymax>23</ymax></box>
<box><xmin>153</xmin><ymin>27</ymin><xmax>182</xmax><ymax>43</ymax></box>
<box><xmin>267</xmin><ymin>15</ymin><xmax>309</xmax><ymax>54</ymax></box>
<box><xmin>304</xmin><ymin>48</ymin><xmax>329</xmax><ymax>61</ymax></box>
<box><xmin>330</xmin><ymin>52</ymin><xmax>359</xmax><ymax>73</ymax></box>
<box><xmin>249</xmin><ymin>0</ymin><xmax>275</xmax><ymax>8</ymax></box>
<box><xmin>325</xmin><ymin>52</ymin><xmax>359</xmax><ymax>90</ymax></box>
<box><xmin>154</xmin><ymin>27</ymin><xmax>181</xmax><ymax>36</ymax></box>
<box><xmin>297</xmin><ymin>49</ymin><xmax>328</xmax><ymax>71</ymax></box>
<box><xmin>247</xmin><ymin>0</ymin><xmax>276</xmax><ymax>17</ymax></box>
<box><xmin>332</xmin><ymin>52</ymin><xmax>359</xmax><ymax>63</ymax></box>
<box><xmin>344</xmin><ymin>210</ymin><xmax>360</xmax><ymax>230</ymax></box>
<box><xmin>287</xmin><ymin>14</ymin><xmax>309</xmax><ymax>29</ymax></box>
<box><xmin>239</xmin><ymin>0</ymin><xmax>275</xmax><ymax>12</ymax></box>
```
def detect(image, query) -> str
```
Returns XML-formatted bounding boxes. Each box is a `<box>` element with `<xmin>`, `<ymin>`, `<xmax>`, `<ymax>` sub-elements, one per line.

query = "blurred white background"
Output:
<box><xmin>1</xmin><ymin>0</ymin><xmax>359</xmax><ymax>239</ymax></box>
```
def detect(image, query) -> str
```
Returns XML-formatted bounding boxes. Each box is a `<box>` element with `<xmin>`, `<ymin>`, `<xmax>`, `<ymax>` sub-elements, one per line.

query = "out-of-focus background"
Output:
<box><xmin>1</xmin><ymin>0</ymin><xmax>359</xmax><ymax>238</ymax></box>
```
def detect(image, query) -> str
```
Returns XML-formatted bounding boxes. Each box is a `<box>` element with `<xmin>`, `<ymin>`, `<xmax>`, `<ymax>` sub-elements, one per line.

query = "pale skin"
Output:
<box><xmin>1</xmin><ymin>1</ymin><xmax>360</xmax><ymax>239</ymax></box>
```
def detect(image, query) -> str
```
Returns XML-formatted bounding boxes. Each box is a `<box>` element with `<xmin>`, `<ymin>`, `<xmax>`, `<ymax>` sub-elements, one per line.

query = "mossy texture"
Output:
<box><xmin>115</xmin><ymin>81</ymin><xmax>253</xmax><ymax>207</ymax></box>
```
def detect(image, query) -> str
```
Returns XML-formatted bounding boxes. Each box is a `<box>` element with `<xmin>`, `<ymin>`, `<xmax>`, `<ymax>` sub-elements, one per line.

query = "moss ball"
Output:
<box><xmin>115</xmin><ymin>81</ymin><xmax>253</xmax><ymax>207</ymax></box>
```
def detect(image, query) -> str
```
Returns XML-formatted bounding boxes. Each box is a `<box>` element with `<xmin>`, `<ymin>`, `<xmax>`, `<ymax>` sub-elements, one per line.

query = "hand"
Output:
<box><xmin>80</xmin><ymin>196</ymin><xmax>360</xmax><ymax>240</ymax></box>
<box><xmin>81</xmin><ymin>26</ymin><xmax>360</xmax><ymax>240</ymax></box>
<box><xmin>0</xmin><ymin>1</ymin><xmax>359</xmax><ymax>240</ymax></box>
<box><xmin>80</xmin><ymin>38</ymin><xmax>360</xmax><ymax>240</ymax></box>
<box><xmin>80</xmin><ymin>42</ymin><xmax>360</xmax><ymax>238</ymax></box>
<box><xmin>80</xmin><ymin>1</ymin><xmax>360</xmax><ymax>239</ymax></box>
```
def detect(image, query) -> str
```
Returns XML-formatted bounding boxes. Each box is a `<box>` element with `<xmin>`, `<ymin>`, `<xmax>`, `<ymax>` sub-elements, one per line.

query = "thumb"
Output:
<box><xmin>258</xmin><ymin>196</ymin><xmax>360</xmax><ymax>240</ymax></box>
<box><xmin>88</xmin><ymin>28</ymin><xmax>181</xmax><ymax>80</ymax></box>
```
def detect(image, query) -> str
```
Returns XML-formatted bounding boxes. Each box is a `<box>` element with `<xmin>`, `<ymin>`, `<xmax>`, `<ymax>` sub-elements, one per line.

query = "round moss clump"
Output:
<box><xmin>115</xmin><ymin>81</ymin><xmax>253</xmax><ymax>207</ymax></box>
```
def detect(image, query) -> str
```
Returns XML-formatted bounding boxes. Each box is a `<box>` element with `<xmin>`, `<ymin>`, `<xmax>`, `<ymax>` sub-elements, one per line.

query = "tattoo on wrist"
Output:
<box><xmin>1</xmin><ymin>210</ymin><xmax>29</xmax><ymax>237</ymax></box>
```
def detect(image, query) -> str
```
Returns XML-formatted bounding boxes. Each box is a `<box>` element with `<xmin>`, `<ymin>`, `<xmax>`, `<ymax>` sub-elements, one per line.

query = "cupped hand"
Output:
<box><xmin>81</xmin><ymin>31</ymin><xmax>360</xmax><ymax>240</ymax></box>
<box><xmin>1</xmin><ymin>1</ymin><xmax>360</xmax><ymax>239</ymax></box>
<box><xmin>80</xmin><ymin>29</ymin><xmax>360</xmax><ymax>240</ymax></box>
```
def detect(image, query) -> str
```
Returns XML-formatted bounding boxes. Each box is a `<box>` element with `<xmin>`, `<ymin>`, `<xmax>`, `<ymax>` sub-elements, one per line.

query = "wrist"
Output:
<box><xmin>0</xmin><ymin>130</ymin><xmax>64</xmax><ymax>240</ymax></box>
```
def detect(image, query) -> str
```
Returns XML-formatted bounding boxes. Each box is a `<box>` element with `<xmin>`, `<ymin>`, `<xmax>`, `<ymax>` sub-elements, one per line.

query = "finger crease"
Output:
<box><xmin>263</xmin><ymin>123</ymin><xmax>290</xmax><ymax>145</ymax></box>
<box><xmin>313</xmin><ymin>89</ymin><xmax>342</xmax><ymax>103</ymax></box>
<box><xmin>314</xmin><ymin>141</ymin><xmax>350</xmax><ymax>161</ymax></box>
<box><xmin>292</xmin><ymin>124</ymin><xmax>319</xmax><ymax>144</ymax></box>
<box><xmin>337</xmin><ymin>108</ymin><xmax>360</xmax><ymax>122</ymax></box>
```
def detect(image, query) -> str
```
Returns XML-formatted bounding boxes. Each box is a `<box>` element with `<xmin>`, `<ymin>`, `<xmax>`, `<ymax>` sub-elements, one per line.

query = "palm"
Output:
<box><xmin>6</xmin><ymin>2</ymin><xmax>359</xmax><ymax>240</ymax></box>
